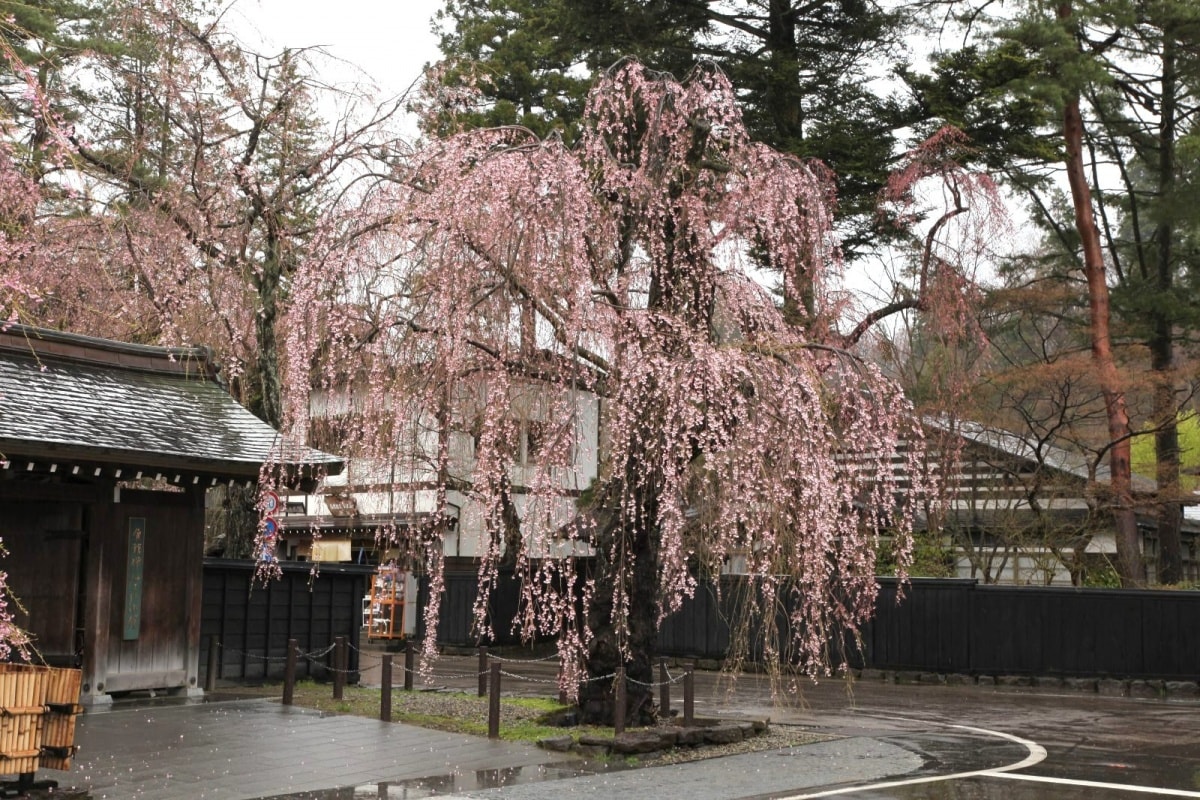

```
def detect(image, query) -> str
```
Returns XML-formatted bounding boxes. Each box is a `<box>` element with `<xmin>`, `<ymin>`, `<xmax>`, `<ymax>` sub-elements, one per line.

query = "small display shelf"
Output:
<box><xmin>365</xmin><ymin>564</ymin><xmax>406</xmax><ymax>641</ymax></box>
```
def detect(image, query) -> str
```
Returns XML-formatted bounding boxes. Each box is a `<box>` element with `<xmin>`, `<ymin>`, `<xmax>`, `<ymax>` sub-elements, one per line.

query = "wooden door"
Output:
<box><xmin>103</xmin><ymin>489</ymin><xmax>203</xmax><ymax>693</ymax></box>
<box><xmin>0</xmin><ymin>502</ymin><xmax>84</xmax><ymax>663</ymax></box>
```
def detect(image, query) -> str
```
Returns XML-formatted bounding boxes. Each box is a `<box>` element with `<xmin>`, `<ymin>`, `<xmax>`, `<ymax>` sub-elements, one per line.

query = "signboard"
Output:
<box><xmin>123</xmin><ymin>517</ymin><xmax>146</xmax><ymax>640</ymax></box>
<box><xmin>309</xmin><ymin>539</ymin><xmax>352</xmax><ymax>562</ymax></box>
<box><xmin>261</xmin><ymin>515</ymin><xmax>279</xmax><ymax>562</ymax></box>
<box><xmin>324</xmin><ymin>495</ymin><xmax>358</xmax><ymax>517</ymax></box>
<box><xmin>262</xmin><ymin>491</ymin><xmax>280</xmax><ymax>515</ymax></box>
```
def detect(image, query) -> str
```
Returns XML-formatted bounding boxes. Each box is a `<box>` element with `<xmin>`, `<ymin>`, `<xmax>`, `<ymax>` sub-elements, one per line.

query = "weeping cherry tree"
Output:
<box><xmin>276</xmin><ymin>61</ymin><xmax>934</xmax><ymax>724</ymax></box>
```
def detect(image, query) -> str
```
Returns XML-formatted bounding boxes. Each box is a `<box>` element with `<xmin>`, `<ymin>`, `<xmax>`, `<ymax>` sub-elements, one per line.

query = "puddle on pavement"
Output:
<box><xmin>7</xmin><ymin>759</ymin><xmax>615</xmax><ymax>800</ymax></box>
<box><xmin>0</xmin><ymin>783</ymin><xmax>91</xmax><ymax>799</ymax></box>
<box><xmin>256</xmin><ymin>759</ymin><xmax>628</xmax><ymax>799</ymax></box>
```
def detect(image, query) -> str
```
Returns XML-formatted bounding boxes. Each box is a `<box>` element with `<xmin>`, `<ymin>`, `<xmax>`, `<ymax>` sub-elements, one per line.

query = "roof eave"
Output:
<box><xmin>0</xmin><ymin>438</ymin><xmax>344</xmax><ymax>485</ymax></box>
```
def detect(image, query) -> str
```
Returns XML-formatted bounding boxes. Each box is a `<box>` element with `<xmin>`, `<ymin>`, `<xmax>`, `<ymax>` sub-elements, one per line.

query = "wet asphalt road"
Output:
<box><xmin>787</xmin><ymin>681</ymin><xmax>1200</xmax><ymax>798</ymax></box>
<box><xmin>366</xmin><ymin>654</ymin><xmax>1200</xmax><ymax>798</ymax></box>
<box><xmin>33</xmin><ymin>653</ymin><xmax>1200</xmax><ymax>799</ymax></box>
<box><xmin>651</xmin><ymin>672</ymin><xmax>1200</xmax><ymax>799</ymax></box>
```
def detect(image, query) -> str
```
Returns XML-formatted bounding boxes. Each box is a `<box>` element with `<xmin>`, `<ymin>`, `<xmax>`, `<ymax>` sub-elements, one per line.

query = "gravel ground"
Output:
<box><xmin>635</xmin><ymin>724</ymin><xmax>829</xmax><ymax>766</ymax></box>
<box><xmin>377</xmin><ymin>687</ymin><xmax>828</xmax><ymax>766</ymax></box>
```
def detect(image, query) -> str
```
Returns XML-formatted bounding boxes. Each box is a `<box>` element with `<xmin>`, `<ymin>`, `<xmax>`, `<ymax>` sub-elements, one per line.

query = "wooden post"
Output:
<box><xmin>557</xmin><ymin>622</ymin><xmax>569</xmax><ymax>706</ymax></box>
<box><xmin>404</xmin><ymin>639</ymin><xmax>415</xmax><ymax>692</ymax></box>
<box><xmin>478</xmin><ymin>646</ymin><xmax>488</xmax><ymax>697</ymax></box>
<box><xmin>205</xmin><ymin>635</ymin><xmax>220</xmax><ymax>693</ymax></box>
<box><xmin>487</xmin><ymin>661</ymin><xmax>501</xmax><ymax>740</ymax></box>
<box><xmin>332</xmin><ymin>636</ymin><xmax>346</xmax><ymax>701</ymax></box>
<box><xmin>614</xmin><ymin>666</ymin><xmax>626</xmax><ymax>735</ymax></box>
<box><xmin>683</xmin><ymin>662</ymin><xmax>695</xmax><ymax>725</ymax></box>
<box><xmin>659</xmin><ymin>658</ymin><xmax>670</xmax><ymax>719</ymax></box>
<box><xmin>282</xmin><ymin>639</ymin><xmax>297</xmax><ymax>706</ymax></box>
<box><xmin>380</xmin><ymin>655</ymin><xmax>393</xmax><ymax>723</ymax></box>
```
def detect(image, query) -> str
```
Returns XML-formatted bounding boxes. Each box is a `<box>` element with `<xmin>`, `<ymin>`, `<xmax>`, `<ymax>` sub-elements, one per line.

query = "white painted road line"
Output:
<box><xmin>775</xmin><ymin>722</ymin><xmax>1047</xmax><ymax>799</ymax></box>
<box><xmin>991</xmin><ymin>772</ymin><xmax>1200</xmax><ymax>798</ymax></box>
<box><xmin>776</xmin><ymin>717</ymin><xmax>1200</xmax><ymax>799</ymax></box>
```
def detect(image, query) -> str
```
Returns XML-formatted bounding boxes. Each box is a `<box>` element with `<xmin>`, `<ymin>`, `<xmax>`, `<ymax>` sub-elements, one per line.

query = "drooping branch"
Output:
<box><xmin>68</xmin><ymin>136</ymin><xmax>230</xmax><ymax>267</ymax></box>
<box><xmin>845</xmin><ymin>297</ymin><xmax>922</xmax><ymax>346</ymax></box>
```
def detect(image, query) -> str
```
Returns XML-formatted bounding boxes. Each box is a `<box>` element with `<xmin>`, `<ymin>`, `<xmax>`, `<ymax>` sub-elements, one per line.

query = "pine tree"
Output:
<box><xmin>906</xmin><ymin>0</ymin><xmax>1200</xmax><ymax>585</ymax></box>
<box><xmin>433</xmin><ymin>0</ymin><xmax>909</xmax><ymax>256</ymax></box>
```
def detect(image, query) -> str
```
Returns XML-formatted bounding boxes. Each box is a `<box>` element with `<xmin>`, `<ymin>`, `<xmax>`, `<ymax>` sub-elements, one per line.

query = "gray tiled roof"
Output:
<box><xmin>925</xmin><ymin>416</ymin><xmax>1157</xmax><ymax>494</ymax></box>
<box><xmin>0</xmin><ymin>326</ymin><xmax>341</xmax><ymax>479</ymax></box>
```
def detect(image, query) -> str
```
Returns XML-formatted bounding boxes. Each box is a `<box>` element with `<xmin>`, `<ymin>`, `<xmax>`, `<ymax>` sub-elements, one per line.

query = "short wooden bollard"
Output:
<box><xmin>332</xmin><ymin>636</ymin><xmax>346</xmax><ymax>701</ymax></box>
<box><xmin>404</xmin><ymin>640</ymin><xmax>415</xmax><ymax>692</ymax></box>
<box><xmin>282</xmin><ymin>638</ymin><xmax>298</xmax><ymax>706</ymax></box>
<box><xmin>659</xmin><ymin>658</ymin><xmax>670</xmax><ymax>718</ymax></box>
<box><xmin>557</xmin><ymin>623</ymin><xmax>569</xmax><ymax>705</ymax></box>
<box><xmin>614</xmin><ymin>666</ymin><xmax>626</xmax><ymax>735</ymax></box>
<box><xmin>478</xmin><ymin>646</ymin><xmax>489</xmax><ymax>698</ymax></box>
<box><xmin>380</xmin><ymin>655</ymin><xmax>393</xmax><ymax>722</ymax></box>
<box><xmin>487</xmin><ymin>661</ymin><xmax>501</xmax><ymax>739</ymax></box>
<box><xmin>683</xmin><ymin>662</ymin><xmax>695</xmax><ymax>725</ymax></box>
<box><xmin>205</xmin><ymin>635</ymin><xmax>220</xmax><ymax>693</ymax></box>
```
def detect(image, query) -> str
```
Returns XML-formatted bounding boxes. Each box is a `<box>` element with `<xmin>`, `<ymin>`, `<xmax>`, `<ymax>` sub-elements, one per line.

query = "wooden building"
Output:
<box><xmin>0</xmin><ymin>325</ymin><xmax>341</xmax><ymax>705</ymax></box>
<box><xmin>925</xmin><ymin>419</ymin><xmax>1198</xmax><ymax>585</ymax></box>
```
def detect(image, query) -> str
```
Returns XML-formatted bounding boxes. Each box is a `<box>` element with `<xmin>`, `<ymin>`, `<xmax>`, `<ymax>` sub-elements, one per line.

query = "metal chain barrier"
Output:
<box><xmin>487</xmin><ymin>652</ymin><xmax>561</xmax><ymax>664</ymax></box>
<box><xmin>209</xmin><ymin>636</ymin><xmax>701</xmax><ymax>732</ymax></box>
<box><xmin>627</xmin><ymin>668</ymin><xmax>686</xmax><ymax>688</ymax></box>
<box><xmin>214</xmin><ymin>640</ymin><xmax>688</xmax><ymax>685</ymax></box>
<box><xmin>497</xmin><ymin>668</ymin><xmax>565</xmax><ymax>685</ymax></box>
<box><xmin>217</xmin><ymin>642</ymin><xmax>335</xmax><ymax>663</ymax></box>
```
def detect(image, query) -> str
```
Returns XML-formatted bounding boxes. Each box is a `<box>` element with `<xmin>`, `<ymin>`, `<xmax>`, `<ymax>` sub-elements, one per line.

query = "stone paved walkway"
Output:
<box><xmin>67</xmin><ymin>698</ymin><xmax>576</xmax><ymax>800</ymax></box>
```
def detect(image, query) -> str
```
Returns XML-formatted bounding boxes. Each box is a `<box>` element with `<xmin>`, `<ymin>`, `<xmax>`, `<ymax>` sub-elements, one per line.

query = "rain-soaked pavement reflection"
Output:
<box><xmin>21</xmin><ymin>664</ymin><xmax>1200</xmax><ymax>800</ymax></box>
<box><xmin>257</xmin><ymin>762</ymin><xmax>610</xmax><ymax>799</ymax></box>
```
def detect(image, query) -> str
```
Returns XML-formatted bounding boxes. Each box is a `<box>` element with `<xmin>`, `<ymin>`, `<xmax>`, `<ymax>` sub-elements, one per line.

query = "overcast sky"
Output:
<box><xmin>229</xmin><ymin>0</ymin><xmax>444</xmax><ymax>102</ymax></box>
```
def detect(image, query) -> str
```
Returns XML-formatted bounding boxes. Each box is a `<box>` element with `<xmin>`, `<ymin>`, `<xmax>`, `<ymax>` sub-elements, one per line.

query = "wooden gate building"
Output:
<box><xmin>0</xmin><ymin>325</ymin><xmax>341</xmax><ymax>705</ymax></box>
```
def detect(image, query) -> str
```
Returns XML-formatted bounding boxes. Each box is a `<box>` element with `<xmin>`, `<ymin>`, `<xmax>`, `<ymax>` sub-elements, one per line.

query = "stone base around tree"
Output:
<box><xmin>537</xmin><ymin>717</ymin><xmax>771</xmax><ymax>758</ymax></box>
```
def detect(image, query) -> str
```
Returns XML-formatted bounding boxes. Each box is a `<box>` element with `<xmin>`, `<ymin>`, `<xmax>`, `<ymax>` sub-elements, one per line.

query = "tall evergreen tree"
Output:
<box><xmin>905</xmin><ymin>0</ymin><xmax>1200</xmax><ymax>585</ymax></box>
<box><xmin>0</xmin><ymin>0</ymin><xmax>106</xmax><ymax>177</ymax></box>
<box><xmin>434</xmin><ymin>0</ymin><xmax>910</xmax><ymax>256</ymax></box>
<box><xmin>1092</xmin><ymin>2</ymin><xmax>1200</xmax><ymax>585</ymax></box>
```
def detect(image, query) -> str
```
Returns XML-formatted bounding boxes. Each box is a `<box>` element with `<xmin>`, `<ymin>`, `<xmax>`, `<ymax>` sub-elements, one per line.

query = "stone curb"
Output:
<box><xmin>852</xmin><ymin>669</ymin><xmax>1200</xmax><ymax>699</ymax></box>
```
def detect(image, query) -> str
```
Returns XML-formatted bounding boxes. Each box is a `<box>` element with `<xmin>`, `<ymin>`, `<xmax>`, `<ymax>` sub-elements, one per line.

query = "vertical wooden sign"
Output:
<box><xmin>123</xmin><ymin>517</ymin><xmax>146</xmax><ymax>640</ymax></box>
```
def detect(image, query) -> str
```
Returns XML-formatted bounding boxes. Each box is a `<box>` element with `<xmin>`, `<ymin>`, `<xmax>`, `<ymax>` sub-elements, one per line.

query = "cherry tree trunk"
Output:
<box><xmin>1058</xmin><ymin>7</ymin><xmax>1144</xmax><ymax>586</ymax></box>
<box><xmin>577</xmin><ymin>483</ymin><xmax>660</xmax><ymax>726</ymax></box>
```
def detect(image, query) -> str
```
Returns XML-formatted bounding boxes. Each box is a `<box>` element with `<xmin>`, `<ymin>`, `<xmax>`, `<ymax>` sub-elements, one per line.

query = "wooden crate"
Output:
<box><xmin>0</xmin><ymin>664</ymin><xmax>48</xmax><ymax>774</ymax></box>
<box><xmin>40</xmin><ymin>667</ymin><xmax>82</xmax><ymax>771</ymax></box>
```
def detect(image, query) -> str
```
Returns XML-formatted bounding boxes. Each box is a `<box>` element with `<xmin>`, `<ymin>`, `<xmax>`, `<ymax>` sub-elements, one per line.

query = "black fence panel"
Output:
<box><xmin>416</xmin><ymin>570</ymin><xmax>526</xmax><ymax>647</ymax></box>
<box><xmin>873</xmin><ymin>582</ymin><xmax>1200</xmax><ymax>680</ymax></box>
<box><xmin>200</xmin><ymin>559</ymin><xmax>373</xmax><ymax>683</ymax></box>
<box><xmin>657</xmin><ymin>579</ymin><xmax>734</xmax><ymax>659</ymax></box>
<box><xmin>865</xmin><ymin>579</ymin><xmax>973</xmax><ymax>673</ymax></box>
<box><xmin>416</xmin><ymin>566</ymin><xmax>1200</xmax><ymax>681</ymax></box>
<box><xmin>1142</xmin><ymin>592</ymin><xmax>1200</xmax><ymax>678</ymax></box>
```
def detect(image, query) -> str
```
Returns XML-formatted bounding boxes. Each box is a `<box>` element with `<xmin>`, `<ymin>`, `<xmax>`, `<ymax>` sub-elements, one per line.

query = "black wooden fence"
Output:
<box><xmin>865</xmin><ymin>579</ymin><xmax>1200</xmax><ymax>680</ymax></box>
<box><xmin>420</xmin><ymin>573</ymin><xmax>1200</xmax><ymax>681</ymax></box>
<box><xmin>200</xmin><ymin>559</ymin><xmax>374</xmax><ymax>683</ymax></box>
<box><xmin>200</xmin><ymin>561</ymin><xmax>1200</xmax><ymax>683</ymax></box>
<box><xmin>415</xmin><ymin>570</ymin><xmax>537</xmax><ymax>646</ymax></box>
